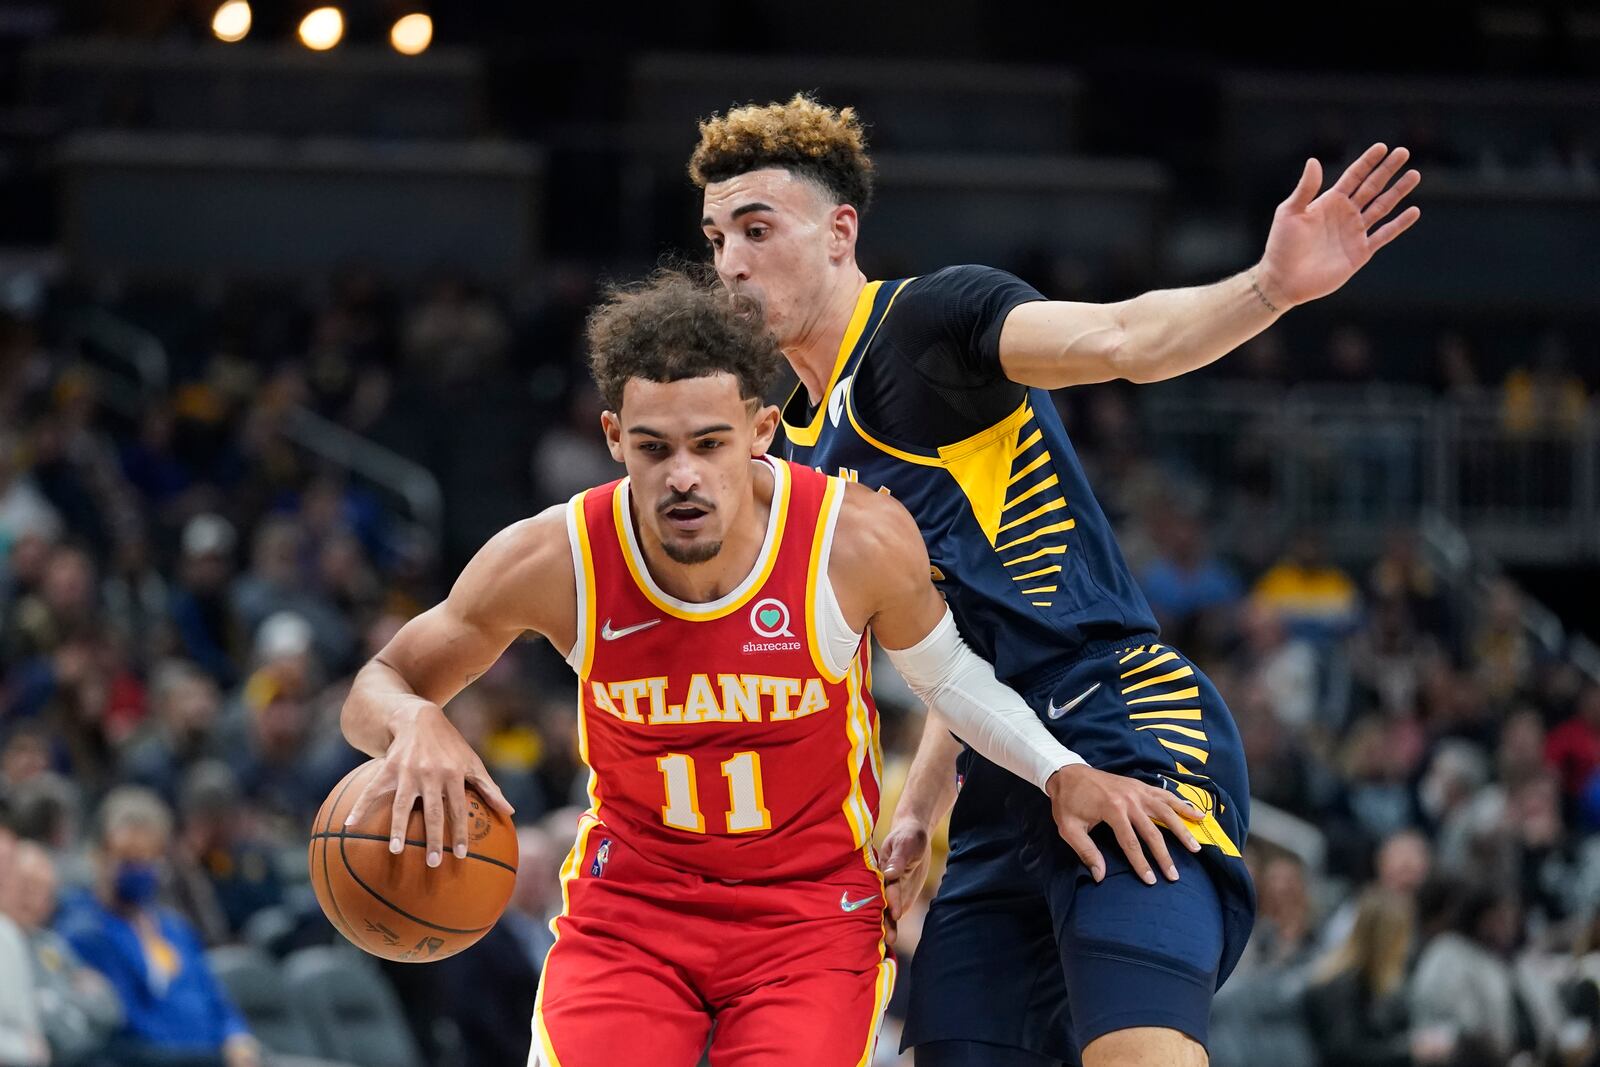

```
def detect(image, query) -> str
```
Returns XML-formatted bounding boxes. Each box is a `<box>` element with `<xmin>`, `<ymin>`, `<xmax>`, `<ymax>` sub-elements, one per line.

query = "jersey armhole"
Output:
<box><xmin>563</xmin><ymin>490</ymin><xmax>592</xmax><ymax>675</ymax></box>
<box><xmin>810</xmin><ymin>482</ymin><xmax>863</xmax><ymax>682</ymax></box>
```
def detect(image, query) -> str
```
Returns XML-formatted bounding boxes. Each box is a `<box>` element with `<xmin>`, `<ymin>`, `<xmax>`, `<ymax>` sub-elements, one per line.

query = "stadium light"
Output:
<box><xmin>390</xmin><ymin>12</ymin><xmax>433</xmax><ymax>56</ymax></box>
<box><xmin>298</xmin><ymin>6</ymin><xmax>345</xmax><ymax>51</ymax></box>
<box><xmin>211</xmin><ymin>1</ymin><xmax>252</xmax><ymax>43</ymax></box>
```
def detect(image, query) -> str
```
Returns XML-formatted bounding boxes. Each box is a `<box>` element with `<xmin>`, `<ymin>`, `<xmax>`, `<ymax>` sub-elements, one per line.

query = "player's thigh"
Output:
<box><xmin>531</xmin><ymin>929</ymin><xmax>710</xmax><ymax>1067</ymax></box>
<box><xmin>914</xmin><ymin>1039</ymin><xmax>1065</xmax><ymax>1067</ymax></box>
<box><xmin>1051</xmin><ymin>843</ymin><xmax>1224</xmax><ymax>1057</ymax></box>
<box><xmin>1081</xmin><ymin>1027</ymin><xmax>1208</xmax><ymax>1067</ymax></box>
<box><xmin>706</xmin><ymin>956</ymin><xmax>896</xmax><ymax>1067</ymax></box>
<box><xmin>903</xmin><ymin>873</ymin><xmax>1070</xmax><ymax>1057</ymax></box>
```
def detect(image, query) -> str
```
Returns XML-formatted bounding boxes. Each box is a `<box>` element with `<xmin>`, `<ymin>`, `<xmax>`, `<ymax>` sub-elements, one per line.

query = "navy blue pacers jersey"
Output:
<box><xmin>781</xmin><ymin>267</ymin><xmax>1160</xmax><ymax>694</ymax></box>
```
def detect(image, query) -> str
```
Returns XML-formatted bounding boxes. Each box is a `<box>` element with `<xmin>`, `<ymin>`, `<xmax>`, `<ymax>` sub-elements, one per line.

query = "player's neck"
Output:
<box><xmin>784</xmin><ymin>269</ymin><xmax>869</xmax><ymax>405</ymax></box>
<box><xmin>634</xmin><ymin>460</ymin><xmax>776</xmax><ymax>604</ymax></box>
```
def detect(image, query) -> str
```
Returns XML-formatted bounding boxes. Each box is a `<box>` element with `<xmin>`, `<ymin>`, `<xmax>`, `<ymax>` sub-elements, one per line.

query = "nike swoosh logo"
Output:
<box><xmin>1047</xmin><ymin>681</ymin><xmax>1101</xmax><ymax>719</ymax></box>
<box><xmin>600</xmin><ymin>618</ymin><xmax>661</xmax><ymax>641</ymax></box>
<box><xmin>839</xmin><ymin>891</ymin><xmax>878</xmax><ymax>913</ymax></box>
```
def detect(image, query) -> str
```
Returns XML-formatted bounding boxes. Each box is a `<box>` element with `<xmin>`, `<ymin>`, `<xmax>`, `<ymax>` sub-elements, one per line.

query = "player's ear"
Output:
<box><xmin>600</xmin><ymin>409</ymin><xmax>625</xmax><ymax>463</ymax></box>
<box><xmin>749</xmin><ymin>402</ymin><xmax>780</xmax><ymax>457</ymax></box>
<box><xmin>827</xmin><ymin>203</ymin><xmax>858</xmax><ymax>263</ymax></box>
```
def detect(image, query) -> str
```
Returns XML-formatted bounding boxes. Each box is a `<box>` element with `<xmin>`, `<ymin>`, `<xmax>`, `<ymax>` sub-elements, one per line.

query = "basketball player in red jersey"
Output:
<box><xmin>337</xmin><ymin>272</ymin><xmax>1201</xmax><ymax>1067</ymax></box>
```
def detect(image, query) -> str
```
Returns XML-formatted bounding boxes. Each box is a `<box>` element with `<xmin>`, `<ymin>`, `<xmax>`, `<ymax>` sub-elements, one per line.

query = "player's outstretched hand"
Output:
<box><xmin>1045</xmin><ymin>764</ymin><xmax>1203</xmax><ymax>886</ymax></box>
<box><xmin>343</xmin><ymin>701</ymin><xmax>514</xmax><ymax>867</ymax></box>
<box><xmin>1257</xmin><ymin>143</ymin><xmax>1422</xmax><ymax>310</ymax></box>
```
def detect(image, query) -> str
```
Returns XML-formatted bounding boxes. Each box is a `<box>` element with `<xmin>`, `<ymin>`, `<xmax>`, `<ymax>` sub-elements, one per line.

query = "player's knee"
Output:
<box><xmin>1081</xmin><ymin>1027</ymin><xmax>1208</xmax><ymax>1067</ymax></box>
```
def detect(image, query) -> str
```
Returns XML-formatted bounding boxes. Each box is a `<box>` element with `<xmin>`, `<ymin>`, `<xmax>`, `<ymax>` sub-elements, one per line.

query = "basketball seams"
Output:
<box><xmin>309</xmin><ymin>830</ymin><xmax>517</xmax><ymax>874</ymax></box>
<box><xmin>317</xmin><ymin>763</ymin><xmax>374</xmax><ymax>953</ymax></box>
<box><xmin>335</xmin><ymin>831</ymin><xmax>501</xmax><ymax>937</ymax></box>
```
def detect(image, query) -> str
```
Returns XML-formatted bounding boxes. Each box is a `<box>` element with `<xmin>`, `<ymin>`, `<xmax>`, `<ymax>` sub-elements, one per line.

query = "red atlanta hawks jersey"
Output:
<box><xmin>564</xmin><ymin>457</ymin><xmax>881</xmax><ymax>883</ymax></box>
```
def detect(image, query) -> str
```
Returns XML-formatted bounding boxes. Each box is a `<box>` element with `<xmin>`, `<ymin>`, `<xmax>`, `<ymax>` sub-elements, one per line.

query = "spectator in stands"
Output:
<box><xmin>1136</xmin><ymin>509</ymin><xmax>1242</xmax><ymax>655</ymax></box>
<box><xmin>56</xmin><ymin>787</ymin><xmax>262</xmax><ymax>1067</ymax></box>
<box><xmin>0</xmin><ymin>431</ymin><xmax>63</xmax><ymax>562</ymax></box>
<box><xmin>1305</xmin><ymin>888</ymin><xmax>1436</xmax><ymax>1067</ymax></box>
<box><xmin>1232</xmin><ymin>600</ymin><xmax>1320</xmax><ymax>735</ymax></box>
<box><xmin>169</xmin><ymin>762</ymin><xmax>282</xmax><ymax>944</ymax></box>
<box><xmin>1471</xmin><ymin>578</ymin><xmax>1535</xmax><ymax>709</ymax></box>
<box><xmin>167</xmin><ymin>515</ymin><xmax>239</xmax><ymax>687</ymax></box>
<box><xmin>1502</xmin><ymin>332</ymin><xmax>1588</xmax><ymax>436</ymax></box>
<box><xmin>439</xmin><ymin>824</ymin><xmax>560</xmax><ymax>1067</ymax></box>
<box><xmin>1</xmin><ymin>839</ymin><xmax>122</xmax><ymax>1066</ymax></box>
<box><xmin>1210</xmin><ymin>850</ymin><xmax>1319</xmax><ymax>1067</ymax></box>
<box><xmin>229</xmin><ymin>521</ymin><xmax>352</xmax><ymax>676</ymax></box>
<box><xmin>1547</xmin><ymin>684</ymin><xmax>1600</xmax><ymax>808</ymax></box>
<box><xmin>119</xmin><ymin>661</ymin><xmax>223</xmax><ymax>806</ymax></box>
<box><xmin>4</xmin><ymin>542</ymin><xmax>98</xmax><ymax>661</ymax></box>
<box><xmin>0</xmin><ymin>815</ymin><xmax>50</xmax><ymax>1066</ymax></box>
<box><xmin>1410</xmin><ymin>882</ymin><xmax>1542</xmax><ymax>1065</ymax></box>
<box><xmin>1252</xmin><ymin>529</ymin><xmax>1361</xmax><ymax>644</ymax></box>
<box><xmin>1322</xmin><ymin>829</ymin><xmax>1432</xmax><ymax>952</ymax></box>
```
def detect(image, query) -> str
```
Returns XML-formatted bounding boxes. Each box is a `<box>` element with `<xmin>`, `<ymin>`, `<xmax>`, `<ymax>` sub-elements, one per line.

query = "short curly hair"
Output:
<box><xmin>585</xmin><ymin>268</ymin><xmax>781</xmax><ymax>412</ymax></box>
<box><xmin>688</xmin><ymin>93</ymin><xmax>875</xmax><ymax>212</ymax></box>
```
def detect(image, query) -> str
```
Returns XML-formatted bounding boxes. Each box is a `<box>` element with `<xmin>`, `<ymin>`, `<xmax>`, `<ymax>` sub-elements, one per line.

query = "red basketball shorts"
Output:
<box><xmin>529</xmin><ymin>815</ymin><xmax>896</xmax><ymax>1067</ymax></box>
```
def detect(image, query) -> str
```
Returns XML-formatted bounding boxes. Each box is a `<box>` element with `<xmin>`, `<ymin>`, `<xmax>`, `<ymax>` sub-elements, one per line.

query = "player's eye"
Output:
<box><xmin>706</xmin><ymin>234</ymin><xmax>724</xmax><ymax>250</ymax></box>
<box><xmin>746</xmin><ymin>226</ymin><xmax>767</xmax><ymax>241</ymax></box>
<box><xmin>699</xmin><ymin>439</ymin><xmax>723</xmax><ymax>450</ymax></box>
<box><xmin>639</xmin><ymin>442</ymin><xmax>666</xmax><ymax>455</ymax></box>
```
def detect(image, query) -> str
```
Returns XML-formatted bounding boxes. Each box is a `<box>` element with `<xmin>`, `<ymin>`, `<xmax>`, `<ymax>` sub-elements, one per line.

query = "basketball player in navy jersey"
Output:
<box><xmin>690</xmin><ymin>96</ymin><xmax>1420</xmax><ymax>1066</ymax></box>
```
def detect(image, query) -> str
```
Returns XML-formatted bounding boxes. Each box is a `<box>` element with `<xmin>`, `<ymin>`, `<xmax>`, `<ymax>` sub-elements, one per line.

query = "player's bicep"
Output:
<box><xmin>997</xmin><ymin>299</ymin><xmax>1128</xmax><ymax>389</ymax></box>
<box><xmin>832</xmin><ymin>487</ymin><xmax>945</xmax><ymax>651</ymax></box>
<box><xmin>372</xmin><ymin>599</ymin><xmax>521</xmax><ymax>708</ymax></box>
<box><xmin>374</xmin><ymin>506</ymin><xmax>573</xmax><ymax>706</ymax></box>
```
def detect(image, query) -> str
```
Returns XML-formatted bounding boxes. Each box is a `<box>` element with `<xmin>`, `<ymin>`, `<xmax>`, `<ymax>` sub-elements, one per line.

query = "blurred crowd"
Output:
<box><xmin>0</xmin><ymin>265</ymin><xmax>1597</xmax><ymax>1067</ymax></box>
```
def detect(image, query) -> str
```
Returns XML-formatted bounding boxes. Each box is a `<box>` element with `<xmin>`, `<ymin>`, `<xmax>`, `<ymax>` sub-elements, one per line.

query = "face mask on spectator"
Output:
<box><xmin>113</xmin><ymin>861</ymin><xmax>160</xmax><ymax>906</ymax></box>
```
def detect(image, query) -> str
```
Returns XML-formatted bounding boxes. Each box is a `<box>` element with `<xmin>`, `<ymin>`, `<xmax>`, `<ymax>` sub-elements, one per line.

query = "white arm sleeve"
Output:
<box><xmin>883</xmin><ymin>608</ymin><xmax>1086</xmax><ymax>793</ymax></box>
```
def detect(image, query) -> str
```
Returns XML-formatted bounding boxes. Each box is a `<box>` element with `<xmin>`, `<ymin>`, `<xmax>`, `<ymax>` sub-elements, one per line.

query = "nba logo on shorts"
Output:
<box><xmin>590</xmin><ymin>838</ymin><xmax>611</xmax><ymax>878</ymax></box>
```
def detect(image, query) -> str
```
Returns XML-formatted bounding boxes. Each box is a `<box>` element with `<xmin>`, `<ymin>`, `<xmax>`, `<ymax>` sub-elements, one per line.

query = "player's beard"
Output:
<box><xmin>661</xmin><ymin>538</ymin><xmax>722</xmax><ymax>565</ymax></box>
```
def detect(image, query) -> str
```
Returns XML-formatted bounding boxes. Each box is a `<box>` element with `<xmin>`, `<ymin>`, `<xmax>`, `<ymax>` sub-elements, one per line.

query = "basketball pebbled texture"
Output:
<box><xmin>309</xmin><ymin>759</ymin><xmax>519</xmax><ymax>963</ymax></box>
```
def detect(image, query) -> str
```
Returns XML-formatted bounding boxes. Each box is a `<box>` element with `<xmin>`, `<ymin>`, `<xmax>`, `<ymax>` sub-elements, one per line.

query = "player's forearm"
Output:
<box><xmin>1111</xmin><ymin>267</ymin><xmax>1286</xmax><ymax>384</ymax></box>
<box><xmin>1001</xmin><ymin>267</ymin><xmax>1285</xmax><ymax>389</ymax></box>
<box><xmin>890</xmin><ymin>711</ymin><xmax>964</xmax><ymax>830</ymax></box>
<box><xmin>885</xmin><ymin>611</ymin><xmax>1084</xmax><ymax>793</ymax></box>
<box><xmin>340</xmin><ymin>657</ymin><xmax>437</xmax><ymax>757</ymax></box>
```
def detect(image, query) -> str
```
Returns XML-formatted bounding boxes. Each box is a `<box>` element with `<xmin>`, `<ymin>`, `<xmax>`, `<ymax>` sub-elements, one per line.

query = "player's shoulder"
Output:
<box><xmin>827</xmin><ymin>480</ymin><xmax>927</xmax><ymax>588</ymax></box>
<box><xmin>900</xmin><ymin>263</ymin><xmax>1033</xmax><ymax>301</ymax></box>
<box><xmin>455</xmin><ymin>502</ymin><xmax>575</xmax><ymax>619</ymax></box>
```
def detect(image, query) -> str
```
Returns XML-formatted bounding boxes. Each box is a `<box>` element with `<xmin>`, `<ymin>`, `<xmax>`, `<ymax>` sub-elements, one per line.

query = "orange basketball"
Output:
<box><xmin>308</xmin><ymin>759</ymin><xmax>518</xmax><ymax>963</ymax></box>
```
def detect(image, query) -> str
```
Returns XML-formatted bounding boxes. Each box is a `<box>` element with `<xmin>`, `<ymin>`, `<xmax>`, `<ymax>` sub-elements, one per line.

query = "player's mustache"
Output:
<box><xmin>657</xmin><ymin>491</ymin><xmax>716</xmax><ymax>514</ymax></box>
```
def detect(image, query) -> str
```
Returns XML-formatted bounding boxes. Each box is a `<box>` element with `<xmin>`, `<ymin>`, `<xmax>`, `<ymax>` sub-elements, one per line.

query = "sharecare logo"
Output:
<box><xmin>749</xmin><ymin>597</ymin><xmax>793</xmax><ymax>639</ymax></box>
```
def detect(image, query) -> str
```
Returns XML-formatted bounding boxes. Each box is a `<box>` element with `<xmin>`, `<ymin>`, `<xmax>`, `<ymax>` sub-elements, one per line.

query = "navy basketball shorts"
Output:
<box><xmin>902</xmin><ymin>638</ymin><xmax>1256</xmax><ymax>1064</ymax></box>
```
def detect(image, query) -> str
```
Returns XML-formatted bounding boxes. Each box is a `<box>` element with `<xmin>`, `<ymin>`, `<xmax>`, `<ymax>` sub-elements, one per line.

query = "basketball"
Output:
<box><xmin>308</xmin><ymin>760</ymin><xmax>519</xmax><ymax>963</ymax></box>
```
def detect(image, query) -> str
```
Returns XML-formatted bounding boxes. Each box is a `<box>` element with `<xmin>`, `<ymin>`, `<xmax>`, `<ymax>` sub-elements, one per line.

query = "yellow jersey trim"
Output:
<box><xmin>783</xmin><ymin>281</ymin><xmax>885</xmax><ymax>448</ymax></box>
<box><xmin>805</xmin><ymin>477</ymin><xmax>852</xmax><ymax>684</ymax></box>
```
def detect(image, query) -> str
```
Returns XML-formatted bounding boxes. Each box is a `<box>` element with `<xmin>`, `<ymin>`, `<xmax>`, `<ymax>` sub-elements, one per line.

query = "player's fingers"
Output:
<box><xmin>446</xmin><ymin>776</ymin><xmax>469</xmax><ymax>861</ymax></box>
<box><xmin>1135</xmin><ymin>810</ymin><xmax>1180</xmax><ymax>883</ymax></box>
<box><xmin>387</xmin><ymin>783</ymin><xmax>416</xmax><ymax>854</ymax></box>
<box><xmin>1333</xmin><ymin>142</ymin><xmax>1387</xmax><ymax>197</ymax></box>
<box><xmin>1060</xmin><ymin>821</ymin><xmax>1105</xmax><ymax>883</ymax></box>
<box><xmin>1353</xmin><ymin>145</ymin><xmax>1410</xmax><ymax>209</ymax></box>
<box><xmin>1362</xmin><ymin>168</ymin><xmax>1421</xmax><ymax>225</ymax></box>
<box><xmin>467</xmin><ymin>766</ymin><xmax>515</xmax><ymax>817</ymax></box>
<box><xmin>1369</xmin><ymin>205</ymin><xmax>1422</xmax><ymax>252</ymax></box>
<box><xmin>344</xmin><ymin>761</ymin><xmax>394</xmax><ymax>827</ymax></box>
<box><xmin>422</xmin><ymin>785</ymin><xmax>445</xmax><ymax>867</ymax></box>
<box><xmin>1284</xmin><ymin>157</ymin><xmax>1322</xmax><ymax>210</ymax></box>
<box><xmin>1154</xmin><ymin>792</ymin><xmax>1203</xmax><ymax>853</ymax></box>
<box><xmin>1110</xmin><ymin>812</ymin><xmax>1157</xmax><ymax>886</ymax></box>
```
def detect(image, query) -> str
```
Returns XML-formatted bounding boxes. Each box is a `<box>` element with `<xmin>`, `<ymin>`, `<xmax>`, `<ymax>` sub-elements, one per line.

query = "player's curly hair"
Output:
<box><xmin>585</xmin><ymin>268</ymin><xmax>781</xmax><ymax>411</ymax></box>
<box><xmin>688</xmin><ymin>93</ymin><xmax>875</xmax><ymax>212</ymax></box>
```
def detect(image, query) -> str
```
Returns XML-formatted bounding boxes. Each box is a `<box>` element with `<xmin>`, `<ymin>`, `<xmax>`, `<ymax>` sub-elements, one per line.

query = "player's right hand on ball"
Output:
<box><xmin>344</xmin><ymin>699</ymin><xmax>514</xmax><ymax>868</ymax></box>
<box><xmin>1045</xmin><ymin>764</ymin><xmax>1202</xmax><ymax>886</ymax></box>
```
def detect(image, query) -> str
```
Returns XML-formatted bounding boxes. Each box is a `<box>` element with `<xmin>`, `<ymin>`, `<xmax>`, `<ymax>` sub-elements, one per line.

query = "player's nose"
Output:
<box><xmin>719</xmin><ymin>239</ymin><xmax>751</xmax><ymax>284</ymax></box>
<box><xmin>664</xmin><ymin>457</ymin><xmax>701</xmax><ymax>495</ymax></box>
